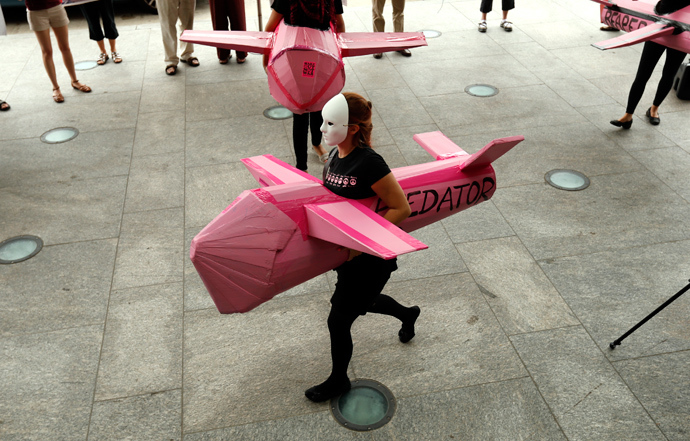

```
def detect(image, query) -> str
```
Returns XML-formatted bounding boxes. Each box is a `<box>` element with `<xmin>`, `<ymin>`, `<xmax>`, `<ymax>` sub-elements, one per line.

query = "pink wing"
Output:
<box><xmin>305</xmin><ymin>200</ymin><xmax>427</xmax><ymax>259</ymax></box>
<box><xmin>180</xmin><ymin>30</ymin><xmax>272</xmax><ymax>54</ymax></box>
<box><xmin>593</xmin><ymin>22</ymin><xmax>675</xmax><ymax>50</ymax></box>
<box><xmin>413</xmin><ymin>131</ymin><xmax>470</xmax><ymax>160</ymax></box>
<box><xmin>241</xmin><ymin>155</ymin><xmax>321</xmax><ymax>187</ymax></box>
<box><xmin>338</xmin><ymin>32</ymin><xmax>427</xmax><ymax>57</ymax></box>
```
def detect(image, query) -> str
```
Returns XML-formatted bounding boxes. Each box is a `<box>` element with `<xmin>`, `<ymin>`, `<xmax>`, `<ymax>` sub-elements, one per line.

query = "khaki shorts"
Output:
<box><xmin>27</xmin><ymin>5</ymin><xmax>69</xmax><ymax>32</ymax></box>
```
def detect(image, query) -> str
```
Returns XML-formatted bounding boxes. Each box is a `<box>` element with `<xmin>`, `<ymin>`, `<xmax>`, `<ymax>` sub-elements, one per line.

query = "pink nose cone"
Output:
<box><xmin>267</xmin><ymin>48</ymin><xmax>345</xmax><ymax>114</ymax></box>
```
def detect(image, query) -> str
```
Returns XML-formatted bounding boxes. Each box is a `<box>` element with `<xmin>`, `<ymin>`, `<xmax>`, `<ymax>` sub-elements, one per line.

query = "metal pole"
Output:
<box><xmin>257</xmin><ymin>0</ymin><xmax>263</xmax><ymax>30</ymax></box>
<box><xmin>609</xmin><ymin>279</ymin><xmax>690</xmax><ymax>349</ymax></box>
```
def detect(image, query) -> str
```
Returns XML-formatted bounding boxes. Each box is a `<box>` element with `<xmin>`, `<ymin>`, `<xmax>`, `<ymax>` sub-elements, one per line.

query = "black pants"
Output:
<box><xmin>292</xmin><ymin>111</ymin><xmax>323</xmax><ymax>171</ymax></box>
<box><xmin>626</xmin><ymin>41</ymin><xmax>687</xmax><ymax>114</ymax></box>
<box><xmin>326</xmin><ymin>254</ymin><xmax>410</xmax><ymax>381</ymax></box>
<box><xmin>480</xmin><ymin>0</ymin><xmax>515</xmax><ymax>14</ymax></box>
<box><xmin>80</xmin><ymin>0</ymin><xmax>118</xmax><ymax>42</ymax></box>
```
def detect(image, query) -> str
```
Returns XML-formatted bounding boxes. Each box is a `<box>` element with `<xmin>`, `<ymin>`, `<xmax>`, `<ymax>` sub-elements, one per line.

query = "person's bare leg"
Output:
<box><xmin>481</xmin><ymin>12</ymin><xmax>487</xmax><ymax>20</ymax></box>
<box><xmin>108</xmin><ymin>38</ymin><xmax>117</xmax><ymax>52</ymax></box>
<box><xmin>35</xmin><ymin>29</ymin><xmax>59</xmax><ymax>90</ymax></box>
<box><xmin>52</xmin><ymin>25</ymin><xmax>80</xmax><ymax>84</ymax></box>
<box><xmin>97</xmin><ymin>39</ymin><xmax>106</xmax><ymax>54</ymax></box>
<box><xmin>502</xmin><ymin>10</ymin><xmax>508</xmax><ymax>20</ymax></box>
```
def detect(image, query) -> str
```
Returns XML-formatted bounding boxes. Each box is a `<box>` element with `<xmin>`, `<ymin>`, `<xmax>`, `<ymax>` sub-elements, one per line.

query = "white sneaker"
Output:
<box><xmin>478</xmin><ymin>20</ymin><xmax>487</xmax><ymax>33</ymax></box>
<box><xmin>500</xmin><ymin>20</ymin><xmax>513</xmax><ymax>32</ymax></box>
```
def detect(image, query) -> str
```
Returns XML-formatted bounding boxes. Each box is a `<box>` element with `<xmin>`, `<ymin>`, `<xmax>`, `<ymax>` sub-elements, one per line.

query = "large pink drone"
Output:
<box><xmin>190</xmin><ymin>132</ymin><xmax>523</xmax><ymax>314</ymax></box>
<box><xmin>592</xmin><ymin>0</ymin><xmax>690</xmax><ymax>52</ymax></box>
<box><xmin>180</xmin><ymin>22</ymin><xmax>426</xmax><ymax>114</ymax></box>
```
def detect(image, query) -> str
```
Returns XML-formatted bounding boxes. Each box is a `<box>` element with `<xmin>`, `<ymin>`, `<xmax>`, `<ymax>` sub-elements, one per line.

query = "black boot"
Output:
<box><xmin>398</xmin><ymin>306</ymin><xmax>421</xmax><ymax>343</ymax></box>
<box><xmin>305</xmin><ymin>376</ymin><xmax>351</xmax><ymax>402</ymax></box>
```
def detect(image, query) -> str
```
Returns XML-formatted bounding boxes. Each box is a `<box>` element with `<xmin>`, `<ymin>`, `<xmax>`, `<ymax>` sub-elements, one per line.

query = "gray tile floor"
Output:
<box><xmin>1</xmin><ymin>0</ymin><xmax>690</xmax><ymax>439</ymax></box>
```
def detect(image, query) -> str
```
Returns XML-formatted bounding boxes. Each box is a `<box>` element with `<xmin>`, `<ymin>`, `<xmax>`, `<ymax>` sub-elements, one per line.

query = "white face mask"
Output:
<box><xmin>320</xmin><ymin>94</ymin><xmax>349</xmax><ymax>146</ymax></box>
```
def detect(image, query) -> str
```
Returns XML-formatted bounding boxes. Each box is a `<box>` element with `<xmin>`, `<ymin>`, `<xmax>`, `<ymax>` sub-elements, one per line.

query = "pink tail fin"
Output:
<box><xmin>459</xmin><ymin>136</ymin><xmax>524</xmax><ymax>172</ymax></box>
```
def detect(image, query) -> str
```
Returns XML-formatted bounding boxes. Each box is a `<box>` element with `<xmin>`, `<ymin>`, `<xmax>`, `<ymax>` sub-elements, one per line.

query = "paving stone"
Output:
<box><xmin>369</xmin><ymin>87</ymin><xmax>434</xmax><ymax>130</ymax></box>
<box><xmin>184</xmin><ymin>411</ymin><xmax>368</xmax><ymax>440</ymax></box>
<box><xmin>396</xmin><ymin>53</ymin><xmax>540</xmax><ymax>97</ymax></box>
<box><xmin>391</xmin><ymin>222</ymin><xmax>467</xmax><ymax>283</ymax></box>
<box><xmin>630</xmin><ymin>146</ymin><xmax>690</xmax><ymax>203</ymax></box>
<box><xmin>370</xmin><ymin>377</ymin><xmax>566</xmax><ymax>441</ymax></box>
<box><xmin>185</xmin><ymin>115</ymin><xmax>292</xmax><ymax>168</ymax></box>
<box><xmin>112</xmin><ymin>207</ymin><xmax>184</xmax><ymax>290</ymax></box>
<box><xmin>124</xmin><ymin>151</ymin><xmax>184</xmax><ymax>213</ymax></box>
<box><xmin>89</xmin><ymin>390</ymin><xmax>182</xmax><ymax>441</ymax></box>
<box><xmin>351</xmin><ymin>273</ymin><xmax>527</xmax><ymax>397</ymax></box>
<box><xmin>182</xmin><ymin>295</ymin><xmax>334</xmax><ymax>432</ymax></box>
<box><xmin>186</xmin><ymin>79</ymin><xmax>277</xmax><ymax>121</ymax></box>
<box><xmin>0</xmin><ymin>176</ymin><xmax>127</xmax><ymax>245</ymax></box>
<box><xmin>420</xmin><ymin>84</ymin><xmax>587</xmax><ymax>133</ymax></box>
<box><xmin>0</xmin><ymin>326</ymin><xmax>102</xmax><ymax>441</ymax></box>
<box><xmin>511</xmin><ymin>326</ymin><xmax>665</xmax><ymax>441</ymax></box>
<box><xmin>95</xmin><ymin>283</ymin><xmax>183</xmax><ymax>400</ymax></box>
<box><xmin>0</xmin><ymin>128</ymin><xmax>133</xmax><ymax>188</ymax></box>
<box><xmin>615</xmin><ymin>351</ymin><xmax>690</xmax><ymax>441</ymax></box>
<box><xmin>0</xmin><ymin>239</ymin><xmax>116</xmax><ymax>337</ymax></box>
<box><xmin>493</xmin><ymin>171</ymin><xmax>690</xmax><ymax>260</ymax></box>
<box><xmin>539</xmin><ymin>240</ymin><xmax>690</xmax><ymax>360</ymax></box>
<box><xmin>457</xmin><ymin>236</ymin><xmax>579</xmax><ymax>335</ymax></box>
<box><xmin>133</xmin><ymin>110</ymin><xmax>186</xmax><ymax>156</ymax></box>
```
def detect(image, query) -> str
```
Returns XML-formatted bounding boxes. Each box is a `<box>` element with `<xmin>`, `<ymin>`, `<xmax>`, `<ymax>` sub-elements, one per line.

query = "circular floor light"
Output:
<box><xmin>420</xmin><ymin>29</ymin><xmax>442</xmax><ymax>38</ymax></box>
<box><xmin>545</xmin><ymin>169</ymin><xmax>590</xmax><ymax>191</ymax></box>
<box><xmin>263</xmin><ymin>105</ymin><xmax>293</xmax><ymax>120</ymax></box>
<box><xmin>41</xmin><ymin>127</ymin><xmax>79</xmax><ymax>144</ymax></box>
<box><xmin>465</xmin><ymin>84</ymin><xmax>499</xmax><ymax>97</ymax></box>
<box><xmin>0</xmin><ymin>236</ymin><xmax>43</xmax><ymax>264</ymax></box>
<box><xmin>75</xmin><ymin>60</ymin><xmax>99</xmax><ymax>71</ymax></box>
<box><xmin>331</xmin><ymin>379</ymin><xmax>396</xmax><ymax>431</ymax></box>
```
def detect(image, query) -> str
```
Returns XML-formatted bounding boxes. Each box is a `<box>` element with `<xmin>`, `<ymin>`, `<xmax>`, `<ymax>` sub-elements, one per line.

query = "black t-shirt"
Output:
<box><xmin>324</xmin><ymin>147</ymin><xmax>391</xmax><ymax>200</ymax></box>
<box><xmin>271</xmin><ymin>0</ymin><xmax>343</xmax><ymax>31</ymax></box>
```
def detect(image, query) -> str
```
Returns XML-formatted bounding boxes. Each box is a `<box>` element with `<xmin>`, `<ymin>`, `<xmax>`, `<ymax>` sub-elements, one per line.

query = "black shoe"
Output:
<box><xmin>397</xmin><ymin>49</ymin><xmax>411</xmax><ymax>57</ymax></box>
<box><xmin>305</xmin><ymin>377</ymin><xmax>351</xmax><ymax>403</ymax></box>
<box><xmin>610</xmin><ymin>119</ymin><xmax>633</xmax><ymax>129</ymax></box>
<box><xmin>399</xmin><ymin>306</ymin><xmax>420</xmax><ymax>343</ymax></box>
<box><xmin>373</xmin><ymin>53</ymin><xmax>383</xmax><ymax>59</ymax></box>
<box><xmin>646</xmin><ymin>108</ymin><xmax>660</xmax><ymax>125</ymax></box>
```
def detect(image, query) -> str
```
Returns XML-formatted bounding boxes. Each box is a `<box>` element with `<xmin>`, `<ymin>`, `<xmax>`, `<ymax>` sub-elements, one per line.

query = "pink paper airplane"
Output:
<box><xmin>180</xmin><ymin>22</ymin><xmax>426</xmax><ymax>114</ymax></box>
<box><xmin>190</xmin><ymin>132</ymin><xmax>524</xmax><ymax>314</ymax></box>
<box><xmin>592</xmin><ymin>0</ymin><xmax>690</xmax><ymax>53</ymax></box>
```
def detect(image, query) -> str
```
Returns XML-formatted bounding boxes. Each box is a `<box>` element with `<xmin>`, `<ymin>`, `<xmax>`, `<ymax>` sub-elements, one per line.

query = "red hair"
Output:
<box><xmin>343</xmin><ymin>92</ymin><xmax>373</xmax><ymax>148</ymax></box>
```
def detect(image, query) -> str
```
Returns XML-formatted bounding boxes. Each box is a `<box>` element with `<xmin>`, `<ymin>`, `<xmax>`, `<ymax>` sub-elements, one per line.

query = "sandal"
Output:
<box><xmin>97</xmin><ymin>53</ymin><xmax>109</xmax><ymax>65</ymax></box>
<box><xmin>0</xmin><ymin>100</ymin><xmax>10</xmax><ymax>111</ymax></box>
<box><xmin>181</xmin><ymin>57</ymin><xmax>200</xmax><ymax>67</ymax></box>
<box><xmin>71</xmin><ymin>80</ymin><xmax>92</xmax><ymax>93</ymax></box>
<box><xmin>111</xmin><ymin>51</ymin><xmax>122</xmax><ymax>63</ymax></box>
<box><xmin>165</xmin><ymin>64</ymin><xmax>177</xmax><ymax>75</ymax></box>
<box><xmin>313</xmin><ymin>145</ymin><xmax>329</xmax><ymax>163</ymax></box>
<box><xmin>478</xmin><ymin>20</ymin><xmax>487</xmax><ymax>33</ymax></box>
<box><xmin>53</xmin><ymin>87</ymin><xmax>64</xmax><ymax>103</ymax></box>
<box><xmin>236</xmin><ymin>55</ymin><xmax>246</xmax><ymax>64</ymax></box>
<box><xmin>500</xmin><ymin>20</ymin><xmax>513</xmax><ymax>32</ymax></box>
<box><xmin>219</xmin><ymin>58</ymin><xmax>229</xmax><ymax>64</ymax></box>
